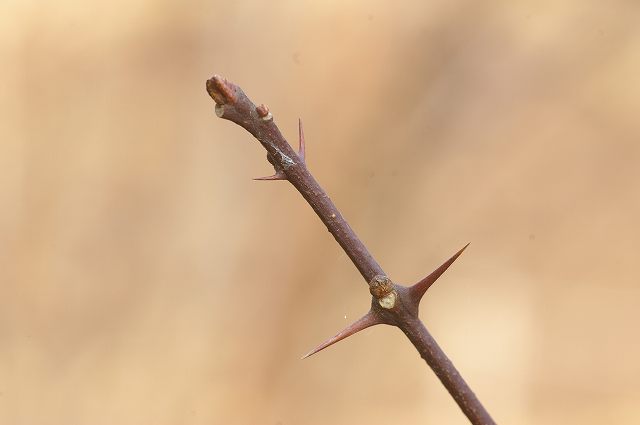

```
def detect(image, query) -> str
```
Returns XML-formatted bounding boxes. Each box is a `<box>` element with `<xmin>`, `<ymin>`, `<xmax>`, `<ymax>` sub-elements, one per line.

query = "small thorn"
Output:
<box><xmin>253</xmin><ymin>171</ymin><xmax>287</xmax><ymax>181</ymax></box>
<box><xmin>301</xmin><ymin>311</ymin><xmax>380</xmax><ymax>359</ymax></box>
<box><xmin>409</xmin><ymin>243</ymin><xmax>470</xmax><ymax>303</ymax></box>
<box><xmin>298</xmin><ymin>118</ymin><xmax>306</xmax><ymax>162</ymax></box>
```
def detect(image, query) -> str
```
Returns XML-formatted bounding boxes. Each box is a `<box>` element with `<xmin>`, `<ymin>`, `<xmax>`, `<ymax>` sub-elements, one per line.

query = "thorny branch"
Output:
<box><xmin>206</xmin><ymin>75</ymin><xmax>497</xmax><ymax>425</ymax></box>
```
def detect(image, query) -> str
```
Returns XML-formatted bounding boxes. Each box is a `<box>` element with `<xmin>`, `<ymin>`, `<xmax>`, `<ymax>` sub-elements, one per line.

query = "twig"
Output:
<box><xmin>206</xmin><ymin>75</ymin><xmax>497</xmax><ymax>425</ymax></box>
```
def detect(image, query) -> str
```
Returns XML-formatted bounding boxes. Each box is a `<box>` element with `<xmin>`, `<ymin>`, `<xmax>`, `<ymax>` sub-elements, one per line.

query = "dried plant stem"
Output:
<box><xmin>206</xmin><ymin>75</ymin><xmax>496</xmax><ymax>425</ymax></box>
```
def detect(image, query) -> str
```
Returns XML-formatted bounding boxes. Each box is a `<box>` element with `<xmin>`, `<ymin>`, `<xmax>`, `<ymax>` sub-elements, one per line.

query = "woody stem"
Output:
<box><xmin>206</xmin><ymin>75</ymin><xmax>496</xmax><ymax>425</ymax></box>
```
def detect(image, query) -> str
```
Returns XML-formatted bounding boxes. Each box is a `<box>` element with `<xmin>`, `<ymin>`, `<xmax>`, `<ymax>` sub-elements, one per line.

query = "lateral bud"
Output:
<box><xmin>256</xmin><ymin>104</ymin><xmax>273</xmax><ymax>121</ymax></box>
<box><xmin>369</xmin><ymin>275</ymin><xmax>397</xmax><ymax>309</ymax></box>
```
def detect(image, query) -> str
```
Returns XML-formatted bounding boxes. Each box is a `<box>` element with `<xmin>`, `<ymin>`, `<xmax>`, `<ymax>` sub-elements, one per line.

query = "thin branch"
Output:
<box><xmin>206</xmin><ymin>75</ymin><xmax>497</xmax><ymax>425</ymax></box>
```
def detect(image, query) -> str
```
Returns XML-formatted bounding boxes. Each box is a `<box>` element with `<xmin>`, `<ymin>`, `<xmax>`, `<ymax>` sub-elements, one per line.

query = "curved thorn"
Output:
<box><xmin>301</xmin><ymin>310</ymin><xmax>380</xmax><ymax>359</ymax></box>
<box><xmin>408</xmin><ymin>243</ymin><xmax>470</xmax><ymax>303</ymax></box>
<box><xmin>254</xmin><ymin>171</ymin><xmax>286</xmax><ymax>181</ymax></box>
<box><xmin>298</xmin><ymin>118</ymin><xmax>306</xmax><ymax>162</ymax></box>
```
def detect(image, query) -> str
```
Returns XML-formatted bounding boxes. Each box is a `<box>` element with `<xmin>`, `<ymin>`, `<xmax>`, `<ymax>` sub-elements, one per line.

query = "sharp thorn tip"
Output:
<box><xmin>298</xmin><ymin>118</ymin><xmax>306</xmax><ymax>162</ymax></box>
<box><xmin>253</xmin><ymin>172</ymin><xmax>286</xmax><ymax>181</ymax></box>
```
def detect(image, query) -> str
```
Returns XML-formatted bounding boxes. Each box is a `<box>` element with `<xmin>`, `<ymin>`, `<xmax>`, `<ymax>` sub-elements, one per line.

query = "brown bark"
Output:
<box><xmin>206</xmin><ymin>75</ymin><xmax>496</xmax><ymax>425</ymax></box>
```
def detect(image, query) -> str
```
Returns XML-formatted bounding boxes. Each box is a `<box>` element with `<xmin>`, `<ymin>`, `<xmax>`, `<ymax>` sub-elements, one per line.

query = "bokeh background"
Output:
<box><xmin>1</xmin><ymin>1</ymin><xmax>639</xmax><ymax>424</ymax></box>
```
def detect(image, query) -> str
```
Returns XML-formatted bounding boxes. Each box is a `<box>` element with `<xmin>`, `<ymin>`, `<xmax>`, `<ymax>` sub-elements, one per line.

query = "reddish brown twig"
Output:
<box><xmin>206</xmin><ymin>75</ymin><xmax>496</xmax><ymax>425</ymax></box>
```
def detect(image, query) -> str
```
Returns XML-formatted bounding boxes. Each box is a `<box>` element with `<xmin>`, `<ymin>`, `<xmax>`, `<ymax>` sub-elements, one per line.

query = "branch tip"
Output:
<box><xmin>206</xmin><ymin>75</ymin><xmax>237</xmax><ymax>105</ymax></box>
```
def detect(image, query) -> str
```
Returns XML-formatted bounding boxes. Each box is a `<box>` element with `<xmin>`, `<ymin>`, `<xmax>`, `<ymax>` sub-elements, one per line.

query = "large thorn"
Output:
<box><xmin>253</xmin><ymin>171</ymin><xmax>287</xmax><ymax>181</ymax></box>
<box><xmin>298</xmin><ymin>118</ymin><xmax>306</xmax><ymax>162</ymax></box>
<box><xmin>408</xmin><ymin>243</ymin><xmax>470</xmax><ymax>304</ymax></box>
<box><xmin>301</xmin><ymin>310</ymin><xmax>381</xmax><ymax>359</ymax></box>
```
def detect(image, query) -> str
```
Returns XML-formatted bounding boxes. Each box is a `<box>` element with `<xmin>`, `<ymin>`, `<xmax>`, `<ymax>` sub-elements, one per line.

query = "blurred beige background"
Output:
<box><xmin>1</xmin><ymin>0</ymin><xmax>639</xmax><ymax>424</ymax></box>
